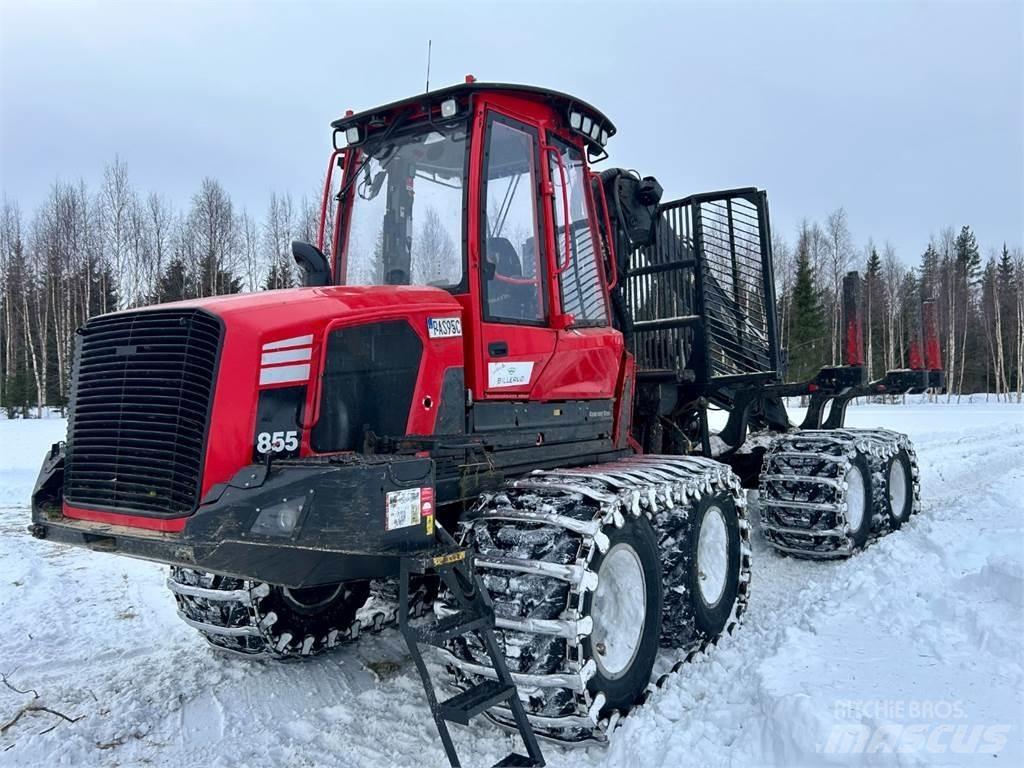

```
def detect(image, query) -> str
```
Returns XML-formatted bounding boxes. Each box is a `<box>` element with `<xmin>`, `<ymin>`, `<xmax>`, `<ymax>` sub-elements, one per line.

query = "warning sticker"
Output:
<box><xmin>385</xmin><ymin>488</ymin><xmax>422</xmax><ymax>530</ymax></box>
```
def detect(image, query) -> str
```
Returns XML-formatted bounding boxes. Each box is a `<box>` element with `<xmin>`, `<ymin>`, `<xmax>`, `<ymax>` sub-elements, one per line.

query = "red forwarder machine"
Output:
<box><xmin>31</xmin><ymin>80</ymin><xmax>944</xmax><ymax>767</ymax></box>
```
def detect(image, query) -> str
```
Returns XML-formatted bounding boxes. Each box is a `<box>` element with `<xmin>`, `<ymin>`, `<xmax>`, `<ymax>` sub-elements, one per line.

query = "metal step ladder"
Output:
<box><xmin>399</xmin><ymin>545</ymin><xmax>544</xmax><ymax>768</ymax></box>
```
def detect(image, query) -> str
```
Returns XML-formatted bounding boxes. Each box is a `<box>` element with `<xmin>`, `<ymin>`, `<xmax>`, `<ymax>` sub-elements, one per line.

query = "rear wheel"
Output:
<box><xmin>844</xmin><ymin>455</ymin><xmax>873</xmax><ymax>549</ymax></box>
<box><xmin>759</xmin><ymin>428</ymin><xmax>920</xmax><ymax>557</ymax></box>
<box><xmin>884</xmin><ymin>449</ymin><xmax>914</xmax><ymax>529</ymax></box>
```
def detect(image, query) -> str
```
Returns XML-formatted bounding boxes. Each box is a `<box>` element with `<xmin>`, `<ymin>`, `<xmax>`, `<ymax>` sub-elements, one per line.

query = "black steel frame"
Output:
<box><xmin>620</xmin><ymin>187</ymin><xmax>944</xmax><ymax>471</ymax></box>
<box><xmin>625</xmin><ymin>187</ymin><xmax>780</xmax><ymax>388</ymax></box>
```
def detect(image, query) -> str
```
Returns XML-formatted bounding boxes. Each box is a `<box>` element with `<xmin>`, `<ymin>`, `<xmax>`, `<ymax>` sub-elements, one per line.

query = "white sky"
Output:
<box><xmin>1</xmin><ymin>0</ymin><xmax>1021</xmax><ymax>265</ymax></box>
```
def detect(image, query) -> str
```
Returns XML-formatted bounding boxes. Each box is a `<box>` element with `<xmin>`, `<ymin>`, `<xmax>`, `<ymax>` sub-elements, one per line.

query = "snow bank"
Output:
<box><xmin>0</xmin><ymin>418</ymin><xmax>66</xmax><ymax>508</ymax></box>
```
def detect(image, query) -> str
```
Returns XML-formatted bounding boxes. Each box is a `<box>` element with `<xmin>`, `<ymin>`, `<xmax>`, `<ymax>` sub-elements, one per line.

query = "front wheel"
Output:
<box><xmin>583</xmin><ymin>515</ymin><xmax>663</xmax><ymax>715</ymax></box>
<box><xmin>656</xmin><ymin>486</ymin><xmax>749</xmax><ymax>649</ymax></box>
<box><xmin>169</xmin><ymin>568</ymin><xmax>371</xmax><ymax>657</ymax></box>
<box><xmin>444</xmin><ymin>457</ymin><xmax>750</xmax><ymax>744</ymax></box>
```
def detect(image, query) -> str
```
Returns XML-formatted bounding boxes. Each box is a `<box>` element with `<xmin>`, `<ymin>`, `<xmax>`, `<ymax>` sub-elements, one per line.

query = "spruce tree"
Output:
<box><xmin>264</xmin><ymin>262</ymin><xmax>282</xmax><ymax>291</ymax></box>
<box><xmin>918</xmin><ymin>243</ymin><xmax>939</xmax><ymax>299</ymax></box>
<box><xmin>788</xmin><ymin>246</ymin><xmax>826</xmax><ymax>381</ymax></box>
<box><xmin>952</xmin><ymin>226</ymin><xmax>982</xmax><ymax>393</ymax></box>
<box><xmin>997</xmin><ymin>243</ymin><xmax>1014</xmax><ymax>289</ymax></box>
<box><xmin>153</xmin><ymin>258</ymin><xmax>191</xmax><ymax>304</ymax></box>
<box><xmin>865</xmin><ymin>247</ymin><xmax>884</xmax><ymax>378</ymax></box>
<box><xmin>214</xmin><ymin>268</ymin><xmax>243</xmax><ymax>295</ymax></box>
<box><xmin>996</xmin><ymin>243</ymin><xmax>1016</xmax><ymax>395</ymax></box>
<box><xmin>866</xmin><ymin>247</ymin><xmax>882</xmax><ymax>278</ymax></box>
<box><xmin>954</xmin><ymin>225</ymin><xmax>981</xmax><ymax>282</ymax></box>
<box><xmin>264</xmin><ymin>258</ymin><xmax>294</xmax><ymax>290</ymax></box>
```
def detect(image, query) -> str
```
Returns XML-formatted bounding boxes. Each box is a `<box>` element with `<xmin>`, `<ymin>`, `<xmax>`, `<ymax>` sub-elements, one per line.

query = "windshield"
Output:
<box><xmin>342</xmin><ymin>122</ymin><xmax>466</xmax><ymax>288</ymax></box>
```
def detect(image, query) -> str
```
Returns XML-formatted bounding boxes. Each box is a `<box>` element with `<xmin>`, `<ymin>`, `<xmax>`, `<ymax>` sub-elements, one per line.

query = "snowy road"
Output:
<box><xmin>1</xmin><ymin>400</ymin><xmax>1022</xmax><ymax>767</ymax></box>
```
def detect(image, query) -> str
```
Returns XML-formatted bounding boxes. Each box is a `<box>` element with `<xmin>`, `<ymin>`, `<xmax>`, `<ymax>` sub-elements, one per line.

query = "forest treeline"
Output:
<box><xmin>774</xmin><ymin>209</ymin><xmax>1022</xmax><ymax>402</ymax></box>
<box><xmin>1</xmin><ymin>158</ymin><xmax>1022</xmax><ymax>416</ymax></box>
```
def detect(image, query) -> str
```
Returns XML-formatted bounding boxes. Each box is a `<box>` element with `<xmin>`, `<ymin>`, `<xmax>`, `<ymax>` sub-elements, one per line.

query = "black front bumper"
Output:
<box><xmin>31</xmin><ymin>448</ymin><xmax>439</xmax><ymax>588</ymax></box>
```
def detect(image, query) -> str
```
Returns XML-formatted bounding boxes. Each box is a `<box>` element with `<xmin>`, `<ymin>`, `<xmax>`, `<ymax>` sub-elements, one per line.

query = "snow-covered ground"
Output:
<box><xmin>1</xmin><ymin>400</ymin><xmax>1022</xmax><ymax>767</ymax></box>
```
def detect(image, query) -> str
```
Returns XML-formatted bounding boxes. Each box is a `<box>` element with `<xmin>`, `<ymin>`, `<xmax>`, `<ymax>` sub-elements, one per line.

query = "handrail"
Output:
<box><xmin>542</xmin><ymin>145</ymin><xmax>572</xmax><ymax>275</ymax></box>
<box><xmin>317</xmin><ymin>149</ymin><xmax>343</xmax><ymax>252</ymax></box>
<box><xmin>589</xmin><ymin>170</ymin><xmax>617</xmax><ymax>290</ymax></box>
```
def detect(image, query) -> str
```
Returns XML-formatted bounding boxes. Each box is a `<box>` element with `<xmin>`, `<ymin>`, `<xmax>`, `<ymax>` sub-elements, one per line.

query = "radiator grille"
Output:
<box><xmin>65</xmin><ymin>309</ymin><xmax>222</xmax><ymax>517</ymax></box>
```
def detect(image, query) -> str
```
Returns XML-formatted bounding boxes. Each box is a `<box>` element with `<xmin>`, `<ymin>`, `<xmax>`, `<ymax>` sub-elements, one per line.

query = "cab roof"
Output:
<box><xmin>330</xmin><ymin>81</ymin><xmax>616</xmax><ymax>154</ymax></box>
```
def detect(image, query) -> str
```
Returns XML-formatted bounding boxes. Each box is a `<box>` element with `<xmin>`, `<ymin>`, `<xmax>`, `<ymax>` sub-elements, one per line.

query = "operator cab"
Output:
<box><xmin>314</xmin><ymin>80</ymin><xmax>625</xmax><ymax>402</ymax></box>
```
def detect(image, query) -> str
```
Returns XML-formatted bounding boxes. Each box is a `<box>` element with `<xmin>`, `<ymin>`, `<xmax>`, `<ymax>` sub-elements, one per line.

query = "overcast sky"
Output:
<box><xmin>1</xmin><ymin>0</ymin><xmax>1021</xmax><ymax>265</ymax></box>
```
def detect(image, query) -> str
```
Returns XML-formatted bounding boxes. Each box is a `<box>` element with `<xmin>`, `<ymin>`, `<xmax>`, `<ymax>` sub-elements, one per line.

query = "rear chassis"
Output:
<box><xmin>30</xmin><ymin>448</ymin><xmax>438</xmax><ymax>589</ymax></box>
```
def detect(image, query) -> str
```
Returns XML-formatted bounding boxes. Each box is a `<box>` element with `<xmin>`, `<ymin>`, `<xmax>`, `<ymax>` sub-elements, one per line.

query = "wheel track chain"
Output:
<box><xmin>439</xmin><ymin>454</ymin><xmax>751</xmax><ymax>746</ymax></box>
<box><xmin>758</xmin><ymin>427</ymin><xmax>921</xmax><ymax>559</ymax></box>
<box><xmin>168</xmin><ymin>568</ymin><xmax>431</xmax><ymax>658</ymax></box>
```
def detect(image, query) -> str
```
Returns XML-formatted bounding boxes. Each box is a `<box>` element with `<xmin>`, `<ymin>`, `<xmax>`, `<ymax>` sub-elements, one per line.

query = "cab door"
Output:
<box><xmin>529</xmin><ymin>133</ymin><xmax>624</xmax><ymax>400</ymax></box>
<box><xmin>473</xmin><ymin>109</ymin><xmax>556</xmax><ymax>399</ymax></box>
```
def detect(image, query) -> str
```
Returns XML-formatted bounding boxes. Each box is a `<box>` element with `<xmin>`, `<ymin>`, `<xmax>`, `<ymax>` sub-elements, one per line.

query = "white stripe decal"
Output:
<box><xmin>261</xmin><ymin>348</ymin><xmax>312</xmax><ymax>366</ymax></box>
<box><xmin>262</xmin><ymin>334</ymin><xmax>314</xmax><ymax>351</ymax></box>
<box><xmin>259</xmin><ymin>364</ymin><xmax>310</xmax><ymax>386</ymax></box>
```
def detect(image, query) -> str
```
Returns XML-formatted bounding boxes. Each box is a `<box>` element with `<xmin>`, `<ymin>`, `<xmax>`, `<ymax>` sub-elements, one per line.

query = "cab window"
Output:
<box><xmin>548</xmin><ymin>137</ymin><xmax>608</xmax><ymax>326</ymax></box>
<box><xmin>343</xmin><ymin>122</ymin><xmax>467</xmax><ymax>289</ymax></box>
<box><xmin>480</xmin><ymin>115</ymin><xmax>546</xmax><ymax>324</ymax></box>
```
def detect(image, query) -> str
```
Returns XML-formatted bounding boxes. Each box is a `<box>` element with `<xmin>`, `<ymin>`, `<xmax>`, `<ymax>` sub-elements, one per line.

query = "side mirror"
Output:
<box><xmin>367</xmin><ymin>171</ymin><xmax>387</xmax><ymax>200</ymax></box>
<box><xmin>291</xmin><ymin>241</ymin><xmax>331</xmax><ymax>287</ymax></box>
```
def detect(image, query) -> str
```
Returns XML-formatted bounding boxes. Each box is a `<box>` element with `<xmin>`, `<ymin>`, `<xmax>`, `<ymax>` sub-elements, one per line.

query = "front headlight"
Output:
<box><xmin>250</xmin><ymin>497</ymin><xmax>306</xmax><ymax>536</ymax></box>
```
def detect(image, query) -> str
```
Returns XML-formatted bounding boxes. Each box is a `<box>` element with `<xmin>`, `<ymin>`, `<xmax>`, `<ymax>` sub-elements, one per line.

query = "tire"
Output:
<box><xmin>657</xmin><ymin>491</ymin><xmax>744</xmax><ymax>647</ymax></box>
<box><xmin>581</xmin><ymin>515</ymin><xmax>663</xmax><ymax>716</ymax></box>
<box><xmin>760</xmin><ymin>433</ymin><xmax>875</xmax><ymax>557</ymax></box>
<box><xmin>169</xmin><ymin>567</ymin><xmax>373</xmax><ymax>658</ymax></box>
<box><xmin>883</xmin><ymin>448</ymin><xmax>914</xmax><ymax>529</ymax></box>
<box><xmin>689</xmin><ymin>494</ymin><xmax>743</xmax><ymax>639</ymax></box>
<box><xmin>843</xmin><ymin>452</ymin><xmax>873</xmax><ymax>549</ymax></box>
<box><xmin>443</xmin><ymin>456</ymin><xmax>749</xmax><ymax>744</ymax></box>
<box><xmin>256</xmin><ymin>581</ymin><xmax>372</xmax><ymax>655</ymax></box>
<box><xmin>761</xmin><ymin>429</ymin><xmax>919</xmax><ymax>557</ymax></box>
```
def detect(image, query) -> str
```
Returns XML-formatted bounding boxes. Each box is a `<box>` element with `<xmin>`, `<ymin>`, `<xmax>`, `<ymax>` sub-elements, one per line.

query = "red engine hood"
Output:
<box><xmin>126</xmin><ymin>285</ymin><xmax>462</xmax><ymax>324</ymax></box>
<box><xmin>63</xmin><ymin>285</ymin><xmax>466</xmax><ymax>533</ymax></box>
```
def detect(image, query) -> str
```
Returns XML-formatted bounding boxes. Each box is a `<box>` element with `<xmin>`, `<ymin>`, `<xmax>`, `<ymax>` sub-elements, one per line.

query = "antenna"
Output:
<box><xmin>425</xmin><ymin>39</ymin><xmax>432</xmax><ymax>93</ymax></box>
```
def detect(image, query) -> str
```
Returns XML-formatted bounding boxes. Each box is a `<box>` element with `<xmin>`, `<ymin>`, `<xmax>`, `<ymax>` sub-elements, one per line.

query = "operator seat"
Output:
<box><xmin>486</xmin><ymin>237</ymin><xmax>537</xmax><ymax>320</ymax></box>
